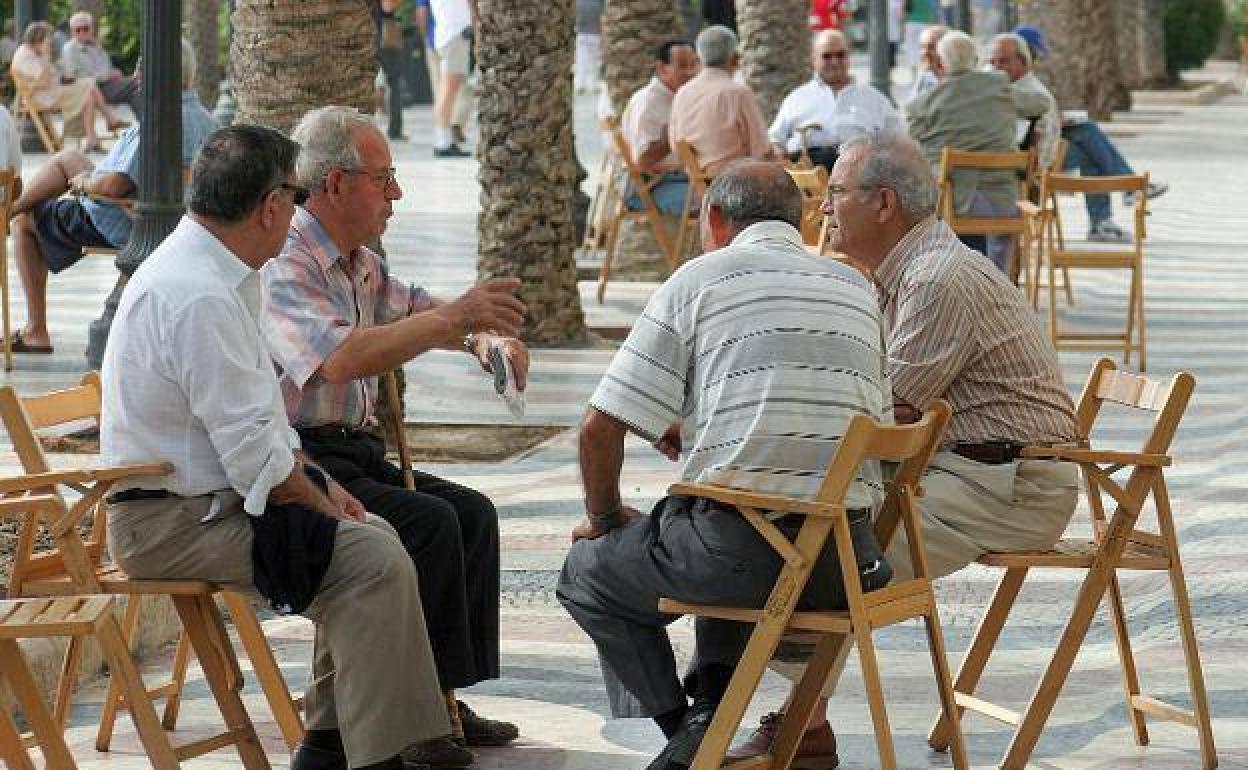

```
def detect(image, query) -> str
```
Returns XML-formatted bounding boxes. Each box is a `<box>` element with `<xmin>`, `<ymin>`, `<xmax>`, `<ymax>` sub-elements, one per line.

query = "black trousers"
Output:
<box><xmin>298</xmin><ymin>428</ymin><xmax>500</xmax><ymax>690</ymax></box>
<box><xmin>379</xmin><ymin>47</ymin><xmax>405</xmax><ymax>139</ymax></box>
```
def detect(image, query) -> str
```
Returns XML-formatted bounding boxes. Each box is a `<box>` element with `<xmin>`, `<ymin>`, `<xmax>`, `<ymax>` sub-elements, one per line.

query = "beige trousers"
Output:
<box><xmin>770</xmin><ymin>453</ymin><xmax>1079</xmax><ymax>693</ymax></box>
<box><xmin>107</xmin><ymin>493</ymin><xmax>450</xmax><ymax>766</ymax></box>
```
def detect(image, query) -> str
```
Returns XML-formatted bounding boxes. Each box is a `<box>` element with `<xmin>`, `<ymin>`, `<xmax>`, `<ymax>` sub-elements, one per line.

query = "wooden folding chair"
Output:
<box><xmin>672</xmin><ymin>139</ymin><xmax>713</xmax><ymax>263</ymax></box>
<box><xmin>659</xmin><ymin>401</ymin><xmax>969</xmax><ymax>770</ymax></box>
<box><xmin>10</xmin><ymin>73</ymin><xmax>62</xmax><ymax>154</ymax></box>
<box><xmin>928</xmin><ymin>359</ymin><xmax>1215</xmax><ymax>770</ymax></box>
<box><xmin>785</xmin><ymin>166</ymin><xmax>829</xmax><ymax>250</ymax></box>
<box><xmin>0</xmin><ymin>169</ymin><xmax>19</xmax><ymax>372</ymax></box>
<box><xmin>0</xmin><ymin>587</ymin><xmax>184</xmax><ymax>769</ymax></box>
<box><xmin>596</xmin><ymin>119</ymin><xmax>681</xmax><ymax>303</ymax></box>
<box><xmin>582</xmin><ymin>118</ymin><xmax>621</xmax><ymax>259</ymax></box>
<box><xmin>1037</xmin><ymin>171</ymin><xmax>1150</xmax><ymax>370</ymax></box>
<box><xmin>0</xmin><ymin>375</ymin><xmax>300</xmax><ymax>760</ymax></box>
<box><xmin>937</xmin><ymin>148</ymin><xmax>1036</xmax><ymax>282</ymax></box>
<box><xmin>1019</xmin><ymin>138</ymin><xmax>1073</xmax><ymax>308</ymax></box>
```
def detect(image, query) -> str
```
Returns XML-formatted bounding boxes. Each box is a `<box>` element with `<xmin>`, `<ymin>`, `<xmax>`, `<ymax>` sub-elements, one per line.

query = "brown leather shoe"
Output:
<box><xmin>725</xmin><ymin>712</ymin><xmax>839</xmax><ymax>769</ymax></box>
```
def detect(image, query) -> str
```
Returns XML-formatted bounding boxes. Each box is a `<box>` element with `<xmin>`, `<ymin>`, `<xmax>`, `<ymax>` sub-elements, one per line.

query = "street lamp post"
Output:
<box><xmin>85</xmin><ymin>0</ymin><xmax>184</xmax><ymax>369</ymax></box>
<box><xmin>955</xmin><ymin>0</ymin><xmax>973</xmax><ymax>32</ymax></box>
<box><xmin>868</xmin><ymin>0</ymin><xmax>892</xmax><ymax>101</ymax></box>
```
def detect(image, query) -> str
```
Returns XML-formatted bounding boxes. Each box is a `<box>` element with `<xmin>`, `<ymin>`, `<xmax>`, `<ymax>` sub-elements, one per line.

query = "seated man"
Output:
<box><xmin>1011</xmin><ymin>25</ymin><xmax>1168</xmax><ymax>243</ymax></box>
<box><xmin>906</xmin><ymin>29</ymin><xmax>1048</xmax><ymax>271</ymax></box>
<box><xmin>8</xmin><ymin>39</ymin><xmax>217</xmax><ymax>354</ymax></box>
<box><xmin>557</xmin><ymin>161</ymin><xmax>894</xmax><ymax>770</ymax></box>
<box><xmin>61</xmin><ymin>11</ymin><xmax>142</xmax><ymax>119</ymax></box>
<box><xmin>906</xmin><ymin>24</ymin><xmax>946</xmax><ymax>102</ymax></box>
<box><xmin>668</xmin><ymin>25</ymin><xmax>772</xmax><ymax>176</ymax></box>
<box><xmin>102</xmin><ymin>123</ymin><xmax>449</xmax><ymax>770</ymax></box>
<box><xmin>729</xmin><ymin>132</ymin><xmax>1080</xmax><ymax>767</ymax></box>
<box><xmin>621</xmin><ymin>39</ymin><xmax>699</xmax><ymax>214</ymax></box>
<box><xmin>262</xmin><ymin>105</ymin><xmax>525</xmax><ymax>767</ymax></box>
<box><xmin>769</xmin><ymin>29</ymin><xmax>902</xmax><ymax>171</ymax></box>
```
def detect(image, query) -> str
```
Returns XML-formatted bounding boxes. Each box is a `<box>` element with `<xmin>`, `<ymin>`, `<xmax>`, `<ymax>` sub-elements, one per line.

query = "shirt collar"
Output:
<box><xmin>874</xmin><ymin>216</ymin><xmax>939</xmax><ymax>295</ymax></box>
<box><xmin>649</xmin><ymin>76</ymin><xmax>675</xmax><ymax>98</ymax></box>
<box><xmin>730</xmin><ymin>220</ymin><xmax>805</xmax><ymax>250</ymax></box>
<box><xmin>289</xmin><ymin>206</ymin><xmax>356</xmax><ymax>272</ymax></box>
<box><xmin>813</xmin><ymin>74</ymin><xmax>852</xmax><ymax>93</ymax></box>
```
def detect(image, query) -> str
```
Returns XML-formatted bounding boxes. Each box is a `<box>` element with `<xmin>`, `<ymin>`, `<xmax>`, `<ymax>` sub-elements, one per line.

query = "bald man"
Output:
<box><xmin>769</xmin><ymin>29</ymin><xmax>902</xmax><ymax>171</ymax></box>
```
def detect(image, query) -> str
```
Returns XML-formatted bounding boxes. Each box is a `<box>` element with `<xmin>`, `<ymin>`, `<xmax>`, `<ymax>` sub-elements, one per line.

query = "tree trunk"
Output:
<box><xmin>1019</xmin><ymin>0</ymin><xmax>1123</xmax><ymax>118</ymax></box>
<box><xmin>230</xmin><ymin>0</ymin><xmax>376</xmax><ymax>133</ymax></box>
<box><xmin>478</xmin><ymin>0</ymin><xmax>587</xmax><ymax>346</ymax></box>
<box><xmin>190</xmin><ymin>0</ymin><xmax>221</xmax><ymax>109</ymax></box>
<box><xmin>1083</xmin><ymin>0</ymin><xmax>1120</xmax><ymax>120</ymax></box>
<box><xmin>601</xmin><ymin>0</ymin><xmax>682</xmax><ymax>115</ymax></box>
<box><xmin>1137</xmin><ymin>0</ymin><xmax>1169</xmax><ymax>88</ymax></box>
<box><xmin>735</xmin><ymin>0</ymin><xmax>809</xmax><ymax>123</ymax></box>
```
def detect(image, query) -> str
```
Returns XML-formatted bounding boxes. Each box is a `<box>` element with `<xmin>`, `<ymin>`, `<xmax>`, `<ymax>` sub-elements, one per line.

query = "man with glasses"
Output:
<box><xmin>261</xmin><ymin>105</ymin><xmax>527</xmax><ymax>768</ymax></box>
<box><xmin>60</xmin><ymin>10</ymin><xmax>141</xmax><ymax>118</ymax></box>
<box><xmin>768</xmin><ymin>29</ymin><xmax>902</xmax><ymax>171</ymax></box>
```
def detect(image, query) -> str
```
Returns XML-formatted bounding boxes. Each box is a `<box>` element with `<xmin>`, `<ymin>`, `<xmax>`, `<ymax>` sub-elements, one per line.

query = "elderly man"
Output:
<box><xmin>906</xmin><ymin>29</ymin><xmax>1048</xmax><ymax>271</ymax></box>
<box><xmin>102</xmin><ymin>124</ymin><xmax>449</xmax><ymax>770</ymax></box>
<box><xmin>1009</xmin><ymin>25</ymin><xmax>1168</xmax><ymax>243</ymax></box>
<box><xmin>908</xmin><ymin>24</ymin><xmax>947</xmax><ymax>102</ymax></box>
<box><xmin>557</xmin><ymin>161</ymin><xmax>893</xmax><ymax>770</ymax></box>
<box><xmin>728</xmin><ymin>132</ymin><xmax>1080</xmax><ymax>767</ymax></box>
<box><xmin>769</xmin><ymin>29</ymin><xmax>902</xmax><ymax>171</ymax></box>
<box><xmin>261</xmin><ymin>105</ymin><xmax>526</xmax><ymax>768</ymax></box>
<box><xmin>8</xmin><ymin>39</ymin><xmax>217</xmax><ymax>354</ymax></box>
<box><xmin>60</xmin><ymin>11</ymin><xmax>141</xmax><ymax>118</ymax></box>
<box><xmin>620</xmin><ymin>39</ymin><xmax>699</xmax><ymax>214</ymax></box>
<box><xmin>668</xmin><ymin>25</ymin><xmax>771</xmax><ymax>176</ymax></box>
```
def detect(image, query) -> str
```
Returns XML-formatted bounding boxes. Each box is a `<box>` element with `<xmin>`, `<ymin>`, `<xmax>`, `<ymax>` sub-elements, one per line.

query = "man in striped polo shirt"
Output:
<box><xmin>557</xmin><ymin>161</ymin><xmax>894</xmax><ymax>770</ymax></box>
<box><xmin>730</xmin><ymin>132</ymin><xmax>1080</xmax><ymax>765</ymax></box>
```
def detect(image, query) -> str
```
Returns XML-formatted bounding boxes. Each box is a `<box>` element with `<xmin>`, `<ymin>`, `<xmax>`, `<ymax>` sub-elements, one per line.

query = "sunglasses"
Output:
<box><xmin>273</xmin><ymin>182</ymin><xmax>309</xmax><ymax>205</ymax></box>
<box><xmin>821</xmin><ymin>51</ymin><xmax>849</xmax><ymax>60</ymax></box>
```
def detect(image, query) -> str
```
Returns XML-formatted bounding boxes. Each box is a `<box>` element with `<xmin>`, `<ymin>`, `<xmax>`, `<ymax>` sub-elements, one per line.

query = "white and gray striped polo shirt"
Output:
<box><xmin>590</xmin><ymin>221</ymin><xmax>892</xmax><ymax>510</ymax></box>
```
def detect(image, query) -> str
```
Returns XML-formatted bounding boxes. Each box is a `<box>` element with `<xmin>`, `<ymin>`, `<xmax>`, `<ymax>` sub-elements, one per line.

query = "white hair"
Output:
<box><xmin>841</xmin><ymin>132</ymin><xmax>938</xmax><ymax>222</ymax></box>
<box><xmin>990</xmin><ymin>33</ymin><xmax>1032</xmax><ymax>67</ymax></box>
<box><xmin>69</xmin><ymin>11</ymin><xmax>93</xmax><ymax>30</ymax></box>
<box><xmin>937</xmin><ymin>30</ymin><xmax>978</xmax><ymax>75</ymax></box>
<box><xmin>290</xmin><ymin>105</ymin><xmax>377</xmax><ymax>189</ymax></box>
<box><xmin>696</xmin><ymin>25</ymin><xmax>737</xmax><ymax>68</ymax></box>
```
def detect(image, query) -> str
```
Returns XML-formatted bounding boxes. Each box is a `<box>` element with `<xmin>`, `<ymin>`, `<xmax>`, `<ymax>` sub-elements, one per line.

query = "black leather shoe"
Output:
<box><xmin>457</xmin><ymin>700</ymin><xmax>519</xmax><ymax>747</ymax></box>
<box><xmin>432</xmin><ymin>143</ymin><xmax>472</xmax><ymax>158</ymax></box>
<box><xmin>645</xmin><ymin>700</ymin><xmax>717</xmax><ymax>770</ymax></box>
<box><xmin>291</xmin><ymin>742</ymin><xmax>347</xmax><ymax>770</ymax></box>
<box><xmin>402</xmin><ymin>735</ymin><xmax>475</xmax><ymax>767</ymax></box>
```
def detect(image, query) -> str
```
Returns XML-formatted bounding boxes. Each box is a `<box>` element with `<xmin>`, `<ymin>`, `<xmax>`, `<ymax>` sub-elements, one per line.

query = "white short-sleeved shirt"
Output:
<box><xmin>621</xmin><ymin>77</ymin><xmax>677</xmax><ymax>171</ymax></box>
<box><xmin>430</xmin><ymin>0</ymin><xmax>472</xmax><ymax>49</ymax></box>
<box><xmin>0</xmin><ymin>106</ymin><xmax>21</xmax><ymax>174</ymax></box>
<box><xmin>769</xmin><ymin>78</ymin><xmax>904</xmax><ymax>154</ymax></box>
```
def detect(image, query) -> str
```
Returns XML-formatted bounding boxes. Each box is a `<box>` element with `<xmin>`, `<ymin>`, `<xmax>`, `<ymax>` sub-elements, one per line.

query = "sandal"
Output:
<box><xmin>6</xmin><ymin>330</ymin><xmax>53</xmax><ymax>354</ymax></box>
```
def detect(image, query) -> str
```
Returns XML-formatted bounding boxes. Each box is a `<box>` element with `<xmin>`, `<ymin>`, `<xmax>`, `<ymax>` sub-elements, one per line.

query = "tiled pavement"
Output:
<box><xmin>4</xmin><ymin>62</ymin><xmax>1248</xmax><ymax>768</ymax></box>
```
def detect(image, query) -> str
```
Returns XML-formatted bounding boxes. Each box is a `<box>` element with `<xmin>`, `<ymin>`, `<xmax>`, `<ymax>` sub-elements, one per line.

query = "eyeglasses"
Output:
<box><xmin>271</xmin><ymin>182</ymin><xmax>309</xmax><ymax>205</ymax></box>
<box><xmin>341</xmin><ymin>167</ymin><xmax>399</xmax><ymax>191</ymax></box>
<box><xmin>821</xmin><ymin>51</ymin><xmax>849</xmax><ymax>60</ymax></box>
<box><xmin>71</xmin><ymin>25</ymin><xmax>91</xmax><ymax>32</ymax></box>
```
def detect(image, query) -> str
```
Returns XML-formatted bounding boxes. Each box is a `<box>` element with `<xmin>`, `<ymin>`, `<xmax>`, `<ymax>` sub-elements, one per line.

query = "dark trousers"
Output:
<box><xmin>298</xmin><ymin>428</ymin><xmax>500</xmax><ymax>690</ymax></box>
<box><xmin>380</xmin><ymin>47</ymin><xmax>405</xmax><ymax>139</ymax></box>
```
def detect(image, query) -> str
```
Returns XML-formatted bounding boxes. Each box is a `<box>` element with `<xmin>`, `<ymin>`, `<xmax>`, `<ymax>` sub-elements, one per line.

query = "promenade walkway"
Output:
<box><xmin>0</xmin><ymin>66</ymin><xmax>1245</xmax><ymax>768</ymax></box>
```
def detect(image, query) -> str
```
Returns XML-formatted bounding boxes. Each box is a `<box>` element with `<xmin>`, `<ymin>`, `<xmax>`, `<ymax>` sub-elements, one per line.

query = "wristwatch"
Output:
<box><xmin>587</xmin><ymin>504</ymin><xmax>623</xmax><ymax>529</ymax></box>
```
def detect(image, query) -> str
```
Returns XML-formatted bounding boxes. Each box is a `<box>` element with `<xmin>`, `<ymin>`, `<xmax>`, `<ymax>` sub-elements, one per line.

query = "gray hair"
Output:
<box><xmin>181</xmin><ymin>39</ymin><xmax>196</xmax><ymax>89</ymax></box>
<box><xmin>990</xmin><ymin>32</ymin><xmax>1031</xmax><ymax>67</ymax></box>
<box><xmin>69</xmin><ymin>11</ymin><xmax>94</xmax><ymax>31</ymax></box>
<box><xmin>704</xmin><ymin>160</ymin><xmax>802</xmax><ymax>231</ymax></box>
<box><xmin>290</xmin><ymin>105</ymin><xmax>377</xmax><ymax>189</ymax></box>
<box><xmin>696</xmin><ymin>25</ymin><xmax>737</xmax><ymax>68</ymax></box>
<box><xmin>937</xmin><ymin>29</ymin><xmax>978</xmax><ymax>75</ymax></box>
<box><xmin>840</xmin><ymin>132</ymin><xmax>937</xmax><ymax>221</ymax></box>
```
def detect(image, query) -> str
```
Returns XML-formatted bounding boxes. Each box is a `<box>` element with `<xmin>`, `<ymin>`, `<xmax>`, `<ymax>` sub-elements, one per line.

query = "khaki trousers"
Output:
<box><xmin>770</xmin><ymin>453</ymin><xmax>1079</xmax><ymax>693</ymax></box>
<box><xmin>107</xmin><ymin>493</ymin><xmax>450</xmax><ymax>766</ymax></box>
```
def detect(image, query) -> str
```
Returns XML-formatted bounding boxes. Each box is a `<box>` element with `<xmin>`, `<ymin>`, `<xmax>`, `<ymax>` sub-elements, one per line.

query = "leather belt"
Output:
<box><xmin>107</xmin><ymin>488</ymin><xmax>174</xmax><ymax>505</ymax></box>
<box><xmin>297</xmin><ymin>424</ymin><xmax>373</xmax><ymax>442</ymax></box>
<box><xmin>776</xmin><ymin>507</ymin><xmax>873</xmax><ymax>527</ymax></box>
<box><xmin>951</xmin><ymin>441</ymin><xmax>1025</xmax><ymax>465</ymax></box>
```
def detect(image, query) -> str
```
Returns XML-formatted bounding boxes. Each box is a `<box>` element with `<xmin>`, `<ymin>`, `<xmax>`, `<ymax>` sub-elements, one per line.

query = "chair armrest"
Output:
<box><xmin>667</xmin><ymin>482</ymin><xmax>847</xmax><ymax>518</ymax></box>
<box><xmin>1016</xmin><ymin>200</ymin><xmax>1042</xmax><ymax>217</ymax></box>
<box><xmin>1019</xmin><ymin>446</ymin><xmax>1170</xmax><ymax>467</ymax></box>
<box><xmin>0</xmin><ymin>494</ymin><xmax>69</xmax><ymax>522</ymax></box>
<box><xmin>0</xmin><ymin>462</ymin><xmax>174</xmax><ymax>495</ymax></box>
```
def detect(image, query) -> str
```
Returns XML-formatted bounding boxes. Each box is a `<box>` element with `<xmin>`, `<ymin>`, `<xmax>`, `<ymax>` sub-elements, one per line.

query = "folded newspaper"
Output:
<box><xmin>488</xmin><ymin>343</ymin><xmax>526</xmax><ymax>419</ymax></box>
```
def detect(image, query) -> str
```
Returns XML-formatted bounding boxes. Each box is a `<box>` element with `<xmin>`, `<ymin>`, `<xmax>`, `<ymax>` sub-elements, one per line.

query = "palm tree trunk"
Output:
<box><xmin>736</xmin><ymin>0</ymin><xmax>810</xmax><ymax>123</ymax></box>
<box><xmin>1019</xmin><ymin>0</ymin><xmax>1124</xmax><ymax>119</ymax></box>
<box><xmin>601</xmin><ymin>0</ymin><xmax>682</xmax><ymax>115</ymax></box>
<box><xmin>190</xmin><ymin>0</ymin><xmax>221</xmax><ymax>109</ymax></box>
<box><xmin>478</xmin><ymin>0</ymin><xmax>587</xmax><ymax>345</ymax></box>
<box><xmin>1136</xmin><ymin>0</ymin><xmax>1169</xmax><ymax>88</ymax></box>
<box><xmin>230</xmin><ymin>0</ymin><xmax>376</xmax><ymax>132</ymax></box>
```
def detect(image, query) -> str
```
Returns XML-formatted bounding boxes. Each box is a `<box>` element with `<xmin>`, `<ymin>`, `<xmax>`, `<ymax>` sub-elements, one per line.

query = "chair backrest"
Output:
<box><xmin>0</xmin><ymin>373</ymin><xmax>107</xmax><ymax>596</ymax></box>
<box><xmin>673</xmin><ymin>139</ymin><xmax>711</xmax><ymax>200</ymax></box>
<box><xmin>937</xmin><ymin>148</ymin><xmax>1035</xmax><ymax>230</ymax></box>
<box><xmin>1072</xmin><ymin>357</ymin><xmax>1193</xmax><ymax>459</ymax></box>
<box><xmin>1042</xmin><ymin>171</ymin><xmax>1150</xmax><ymax>244</ymax></box>
<box><xmin>785</xmin><ymin>166</ymin><xmax>828</xmax><ymax>248</ymax></box>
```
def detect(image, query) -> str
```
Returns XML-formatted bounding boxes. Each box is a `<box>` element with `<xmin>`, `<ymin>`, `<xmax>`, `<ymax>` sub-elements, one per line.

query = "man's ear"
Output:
<box><xmin>877</xmin><ymin>187</ymin><xmax>900</xmax><ymax>225</ymax></box>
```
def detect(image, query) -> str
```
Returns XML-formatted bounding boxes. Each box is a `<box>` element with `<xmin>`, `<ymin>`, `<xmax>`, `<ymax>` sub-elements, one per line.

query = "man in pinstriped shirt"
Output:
<box><xmin>729</xmin><ymin>132</ymin><xmax>1080</xmax><ymax>766</ymax></box>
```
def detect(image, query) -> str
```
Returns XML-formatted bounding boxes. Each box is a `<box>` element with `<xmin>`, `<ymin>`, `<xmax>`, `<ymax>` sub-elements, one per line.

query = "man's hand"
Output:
<box><xmin>444</xmin><ymin>277</ymin><xmax>527</xmax><ymax>338</ymax></box>
<box><xmin>652</xmin><ymin>422</ymin><xmax>681</xmax><ymax>461</ymax></box>
<box><xmin>570</xmin><ymin>505</ymin><xmax>643</xmax><ymax>542</ymax></box>
<box><xmin>325</xmin><ymin>479</ymin><xmax>367</xmax><ymax>522</ymax></box>
<box><xmin>894</xmin><ymin>401</ymin><xmax>922</xmax><ymax>424</ymax></box>
<box><xmin>472</xmin><ymin>334</ymin><xmax>530</xmax><ymax>390</ymax></box>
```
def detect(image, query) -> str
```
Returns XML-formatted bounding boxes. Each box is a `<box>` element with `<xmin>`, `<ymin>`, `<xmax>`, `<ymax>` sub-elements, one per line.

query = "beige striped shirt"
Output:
<box><xmin>875</xmin><ymin>217</ymin><xmax>1077</xmax><ymax>446</ymax></box>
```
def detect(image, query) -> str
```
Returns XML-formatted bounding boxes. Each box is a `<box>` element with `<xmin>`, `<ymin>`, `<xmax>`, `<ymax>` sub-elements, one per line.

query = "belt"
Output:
<box><xmin>951</xmin><ymin>441</ymin><xmax>1025</xmax><ymax>465</ymax></box>
<box><xmin>776</xmin><ymin>507</ymin><xmax>873</xmax><ymax>527</ymax></box>
<box><xmin>107</xmin><ymin>488</ymin><xmax>174</xmax><ymax>505</ymax></box>
<box><xmin>297</xmin><ymin>424</ymin><xmax>374</xmax><ymax>442</ymax></box>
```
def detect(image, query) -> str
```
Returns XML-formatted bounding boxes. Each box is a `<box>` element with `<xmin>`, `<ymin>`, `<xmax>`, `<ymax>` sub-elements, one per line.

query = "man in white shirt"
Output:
<box><xmin>60</xmin><ymin>11</ymin><xmax>141</xmax><ymax>117</ymax></box>
<box><xmin>769</xmin><ymin>30</ymin><xmax>902</xmax><ymax>171</ymax></box>
<box><xmin>101</xmin><ymin>124</ymin><xmax>449</xmax><ymax>770</ymax></box>
<box><xmin>621</xmin><ymin>40</ymin><xmax>699</xmax><ymax>214</ymax></box>
<box><xmin>430</xmin><ymin>0</ymin><xmax>476</xmax><ymax>157</ymax></box>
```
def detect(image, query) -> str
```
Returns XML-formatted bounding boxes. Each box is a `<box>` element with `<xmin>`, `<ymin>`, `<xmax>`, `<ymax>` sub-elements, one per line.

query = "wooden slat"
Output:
<box><xmin>1131</xmin><ymin>695</ymin><xmax>1198</xmax><ymax>728</ymax></box>
<box><xmin>666</xmin><ymin>482</ymin><xmax>845</xmax><ymax>518</ymax></box>
<box><xmin>19</xmin><ymin>384</ymin><xmax>99</xmax><ymax>430</ymax></box>
<box><xmin>723</xmin><ymin>756</ymin><xmax>772</xmax><ymax>770</ymax></box>
<box><xmin>954</xmin><ymin>692</ymin><xmax>1021</xmax><ymax>725</ymax></box>
<box><xmin>172</xmin><ymin>729</ymin><xmax>249</xmax><ymax>759</ymax></box>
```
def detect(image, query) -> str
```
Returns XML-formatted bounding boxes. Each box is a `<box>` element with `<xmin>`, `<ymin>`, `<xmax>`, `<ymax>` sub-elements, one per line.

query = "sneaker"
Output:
<box><xmin>725</xmin><ymin>712</ymin><xmax>840</xmax><ymax>769</ymax></box>
<box><xmin>433</xmin><ymin>143</ymin><xmax>472</xmax><ymax>158</ymax></box>
<box><xmin>1123</xmin><ymin>181</ymin><xmax>1168</xmax><ymax>207</ymax></box>
<box><xmin>401</xmin><ymin>735</ymin><xmax>474</xmax><ymax>768</ymax></box>
<box><xmin>1088</xmin><ymin>221</ymin><xmax>1130</xmax><ymax>243</ymax></box>
<box><xmin>456</xmin><ymin>700</ymin><xmax>519</xmax><ymax>747</ymax></box>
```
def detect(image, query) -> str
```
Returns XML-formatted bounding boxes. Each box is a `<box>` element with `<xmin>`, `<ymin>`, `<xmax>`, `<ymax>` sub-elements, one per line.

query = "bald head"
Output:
<box><xmin>918</xmin><ymin>25</ymin><xmax>948</xmax><ymax>75</ymax></box>
<box><xmin>701</xmin><ymin>160</ymin><xmax>803</xmax><ymax>249</ymax></box>
<box><xmin>812</xmin><ymin>29</ymin><xmax>851</xmax><ymax>88</ymax></box>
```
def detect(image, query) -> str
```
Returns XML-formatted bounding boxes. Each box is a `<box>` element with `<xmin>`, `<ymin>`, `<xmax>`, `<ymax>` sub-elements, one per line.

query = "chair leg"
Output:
<box><xmin>854</xmin><ymin>624</ymin><xmax>899</xmax><ymax>770</ymax></box>
<box><xmin>0</xmin><ymin>695</ymin><xmax>38</xmax><ymax>770</ymax></box>
<box><xmin>173</xmin><ymin>595</ymin><xmax>270</xmax><ymax>770</ymax></box>
<box><xmin>769</xmin><ymin>632</ymin><xmax>854</xmax><ymax>769</ymax></box>
<box><xmin>1135</xmin><ymin>269</ymin><xmax>1147</xmax><ymax>372</ymax></box>
<box><xmin>225</xmin><ymin>590</ymin><xmax>305</xmax><ymax>751</ymax></box>
<box><xmin>1123</xmin><ymin>266</ymin><xmax>1138</xmax><ymax>368</ymax></box>
<box><xmin>929</xmin><ymin>566</ymin><xmax>1028</xmax><ymax>750</ymax></box>
<box><xmin>922</xmin><ymin>605</ymin><xmax>970</xmax><ymax>769</ymax></box>
<box><xmin>93</xmin><ymin>616</ymin><xmax>183</xmax><ymax>770</ymax></box>
<box><xmin>1</xmin><ymin>235</ymin><xmax>11</xmax><ymax>372</ymax></box>
<box><xmin>0</xmin><ymin>639</ymin><xmax>78</xmax><ymax>770</ymax></box>
<box><xmin>597</xmin><ymin>203</ymin><xmax>625</xmax><ymax>305</ymax></box>
<box><xmin>161</xmin><ymin>629</ymin><xmax>193</xmax><ymax>730</ymax></box>
<box><xmin>1104</xmin><ymin>571</ymin><xmax>1148</xmax><ymax>746</ymax></box>
<box><xmin>96</xmin><ymin>594</ymin><xmax>144</xmax><ymax>751</ymax></box>
<box><xmin>53</xmin><ymin>633</ymin><xmax>83</xmax><ymax>731</ymax></box>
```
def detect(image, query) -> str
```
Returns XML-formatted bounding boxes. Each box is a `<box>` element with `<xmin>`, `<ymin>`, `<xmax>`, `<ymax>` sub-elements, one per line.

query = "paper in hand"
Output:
<box><xmin>488</xmin><ymin>344</ymin><xmax>526</xmax><ymax>419</ymax></box>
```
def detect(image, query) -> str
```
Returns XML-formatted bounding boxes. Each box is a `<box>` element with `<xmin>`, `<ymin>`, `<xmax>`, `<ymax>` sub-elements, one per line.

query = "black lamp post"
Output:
<box><xmin>955</xmin><ymin>0</ymin><xmax>973</xmax><ymax>33</ymax></box>
<box><xmin>868</xmin><ymin>0</ymin><xmax>892</xmax><ymax>101</ymax></box>
<box><xmin>85</xmin><ymin>0</ymin><xmax>183</xmax><ymax>369</ymax></box>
